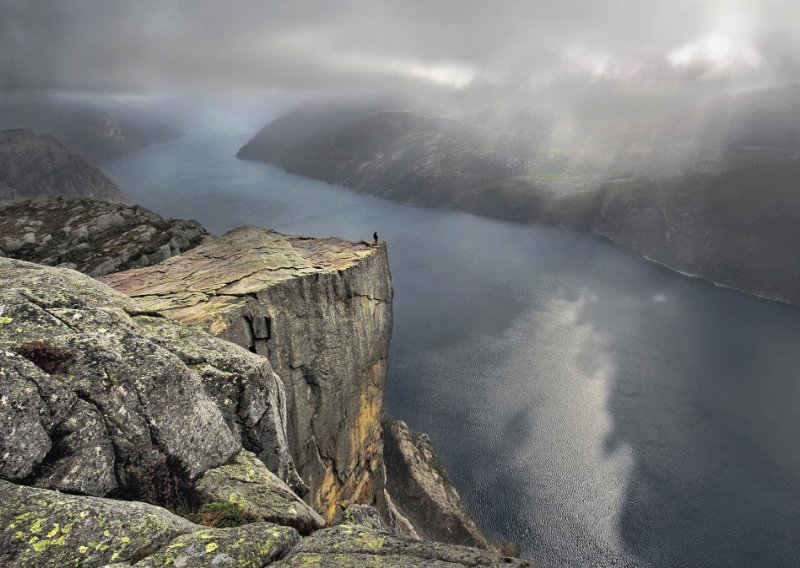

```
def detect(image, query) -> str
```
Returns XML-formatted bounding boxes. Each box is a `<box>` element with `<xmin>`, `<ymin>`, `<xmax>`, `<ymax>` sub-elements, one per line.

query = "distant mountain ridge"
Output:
<box><xmin>0</xmin><ymin>95</ymin><xmax>182</xmax><ymax>164</ymax></box>
<box><xmin>238</xmin><ymin>89</ymin><xmax>800</xmax><ymax>305</ymax></box>
<box><xmin>0</xmin><ymin>129</ymin><xmax>123</xmax><ymax>202</ymax></box>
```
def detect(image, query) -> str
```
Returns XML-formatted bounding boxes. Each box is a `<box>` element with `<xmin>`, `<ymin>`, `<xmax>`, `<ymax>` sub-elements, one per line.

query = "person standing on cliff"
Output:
<box><xmin>373</xmin><ymin>231</ymin><xmax>379</xmax><ymax>245</ymax></box>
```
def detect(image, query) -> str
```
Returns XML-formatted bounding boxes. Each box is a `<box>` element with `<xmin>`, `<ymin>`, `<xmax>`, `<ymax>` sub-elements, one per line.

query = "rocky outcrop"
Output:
<box><xmin>0</xmin><ymin>480</ymin><xmax>529</xmax><ymax>567</ymax></box>
<box><xmin>275</xmin><ymin>524</ymin><xmax>530</xmax><ymax>567</ymax></box>
<box><xmin>0</xmin><ymin>232</ymin><xmax>529</xmax><ymax>565</ymax></box>
<box><xmin>383</xmin><ymin>419</ymin><xmax>496</xmax><ymax>551</ymax></box>
<box><xmin>194</xmin><ymin>450</ymin><xmax>324</xmax><ymax>534</ymax></box>
<box><xmin>102</xmin><ymin>227</ymin><xmax>394</xmax><ymax>522</ymax></box>
<box><xmin>0</xmin><ymin>257</ymin><xmax>300</xmax><ymax>502</ymax></box>
<box><xmin>0</xmin><ymin>197</ymin><xmax>209</xmax><ymax>276</ymax></box>
<box><xmin>0</xmin><ymin>130</ymin><xmax>123</xmax><ymax>202</ymax></box>
<box><xmin>0</xmin><ymin>480</ymin><xmax>301</xmax><ymax>567</ymax></box>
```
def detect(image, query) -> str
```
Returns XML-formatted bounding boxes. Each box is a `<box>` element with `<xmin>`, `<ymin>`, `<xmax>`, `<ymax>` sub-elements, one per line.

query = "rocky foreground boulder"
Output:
<box><xmin>0</xmin><ymin>257</ymin><xmax>309</xmax><ymax>508</ymax></box>
<box><xmin>0</xmin><ymin>197</ymin><xmax>209</xmax><ymax>275</ymax></box>
<box><xmin>0</xmin><ymin>258</ymin><xmax>530</xmax><ymax>566</ymax></box>
<box><xmin>0</xmin><ymin>129</ymin><xmax>123</xmax><ymax>202</ymax></box>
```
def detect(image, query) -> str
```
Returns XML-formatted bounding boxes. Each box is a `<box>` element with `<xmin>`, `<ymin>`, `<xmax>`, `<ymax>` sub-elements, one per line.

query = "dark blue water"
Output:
<box><xmin>104</xmin><ymin>113</ymin><xmax>800</xmax><ymax>568</ymax></box>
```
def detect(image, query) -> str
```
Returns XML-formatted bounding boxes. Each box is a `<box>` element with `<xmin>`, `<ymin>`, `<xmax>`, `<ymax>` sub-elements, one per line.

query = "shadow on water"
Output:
<box><xmin>586</xmin><ymin>261</ymin><xmax>800</xmax><ymax>567</ymax></box>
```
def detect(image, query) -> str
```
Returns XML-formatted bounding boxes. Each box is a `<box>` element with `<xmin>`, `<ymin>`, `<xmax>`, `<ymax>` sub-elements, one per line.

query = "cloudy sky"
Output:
<box><xmin>2</xmin><ymin>0</ymin><xmax>799</xmax><ymax>93</ymax></box>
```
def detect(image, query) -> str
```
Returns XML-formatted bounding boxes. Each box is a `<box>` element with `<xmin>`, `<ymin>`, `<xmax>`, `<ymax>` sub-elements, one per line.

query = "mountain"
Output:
<box><xmin>238</xmin><ymin>88</ymin><xmax>800</xmax><ymax>304</ymax></box>
<box><xmin>0</xmin><ymin>95</ymin><xmax>181</xmax><ymax>164</ymax></box>
<box><xmin>0</xmin><ymin>129</ymin><xmax>123</xmax><ymax>202</ymax></box>
<box><xmin>237</xmin><ymin>101</ymin><xmax>538</xmax><ymax>214</ymax></box>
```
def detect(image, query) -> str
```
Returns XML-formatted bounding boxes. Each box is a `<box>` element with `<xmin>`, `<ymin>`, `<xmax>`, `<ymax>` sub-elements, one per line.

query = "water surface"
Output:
<box><xmin>105</xmin><ymin>117</ymin><xmax>800</xmax><ymax>568</ymax></box>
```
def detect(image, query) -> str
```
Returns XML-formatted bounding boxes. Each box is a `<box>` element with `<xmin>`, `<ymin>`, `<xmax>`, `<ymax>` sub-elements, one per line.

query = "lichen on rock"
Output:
<box><xmin>194</xmin><ymin>451</ymin><xmax>324</xmax><ymax>535</ymax></box>
<box><xmin>0</xmin><ymin>257</ymin><xmax>300</xmax><ymax>508</ymax></box>
<box><xmin>274</xmin><ymin>524</ymin><xmax>531</xmax><ymax>567</ymax></box>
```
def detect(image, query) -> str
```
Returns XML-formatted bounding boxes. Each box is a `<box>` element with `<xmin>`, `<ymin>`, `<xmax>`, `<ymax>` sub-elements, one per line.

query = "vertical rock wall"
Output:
<box><xmin>102</xmin><ymin>227</ymin><xmax>393</xmax><ymax>521</ymax></box>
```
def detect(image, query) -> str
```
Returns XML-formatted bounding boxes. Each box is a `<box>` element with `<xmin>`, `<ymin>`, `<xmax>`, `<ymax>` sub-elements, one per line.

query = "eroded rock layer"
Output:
<box><xmin>383</xmin><ymin>419</ymin><xmax>496</xmax><ymax>551</ymax></box>
<box><xmin>102</xmin><ymin>227</ymin><xmax>394</xmax><ymax>521</ymax></box>
<box><xmin>0</xmin><ymin>197</ymin><xmax>209</xmax><ymax>276</ymax></box>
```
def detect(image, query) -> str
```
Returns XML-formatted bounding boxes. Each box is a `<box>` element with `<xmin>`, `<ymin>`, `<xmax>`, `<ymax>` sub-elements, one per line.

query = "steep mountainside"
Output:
<box><xmin>547</xmin><ymin>158</ymin><xmax>800</xmax><ymax>303</ymax></box>
<box><xmin>239</xmin><ymin>96</ymin><xmax>800</xmax><ymax>305</ymax></box>
<box><xmin>0</xmin><ymin>129</ymin><xmax>123</xmax><ymax>202</ymax></box>
<box><xmin>237</xmin><ymin>102</ymin><xmax>535</xmax><ymax>213</ymax></box>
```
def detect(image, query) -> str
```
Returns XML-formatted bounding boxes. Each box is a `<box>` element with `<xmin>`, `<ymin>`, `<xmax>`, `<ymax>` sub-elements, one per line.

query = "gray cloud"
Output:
<box><xmin>2</xmin><ymin>0</ymin><xmax>799</xmax><ymax>93</ymax></box>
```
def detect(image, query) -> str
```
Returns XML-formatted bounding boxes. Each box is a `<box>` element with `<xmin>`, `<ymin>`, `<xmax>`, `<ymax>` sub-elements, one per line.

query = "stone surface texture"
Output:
<box><xmin>102</xmin><ymin>226</ymin><xmax>394</xmax><ymax>522</ymax></box>
<box><xmin>0</xmin><ymin>197</ymin><xmax>209</xmax><ymax>276</ymax></box>
<box><xmin>0</xmin><ymin>129</ymin><xmax>123</xmax><ymax>202</ymax></box>
<box><xmin>383</xmin><ymin>419</ymin><xmax>496</xmax><ymax>551</ymax></box>
<box><xmin>195</xmin><ymin>450</ymin><xmax>324</xmax><ymax>534</ymax></box>
<box><xmin>0</xmin><ymin>480</ymin><xmax>300</xmax><ymax>567</ymax></box>
<box><xmin>0</xmin><ymin>257</ymin><xmax>299</xmax><ymax>501</ymax></box>
<box><xmin>275</xmin><ymin>524</ymin><xmax>531</xmax><ymax>567</ymax></box>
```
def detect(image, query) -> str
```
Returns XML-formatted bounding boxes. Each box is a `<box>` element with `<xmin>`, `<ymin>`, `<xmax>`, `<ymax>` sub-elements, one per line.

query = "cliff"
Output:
<box><xmin>0</xmin><ymin>129</ymin><xmax>123</xmax><ymax>202</ymax></box>
<box><xmin>0</xmin><ymin>252</ymin><xmax>529</xmax><ymax>566</ymax></box>
<box><xmin>0</xmin><ymin>197</ymin><xmax>209</xmax><ymax>275</ymax></box>
<box><xmin>383</xmin><ymin>419</ymin><xmax>499</xmax><ymax>551</ymax></box>
<box><xmin>101</xmin><ymin>226</ymin><xmax>394</xmax><ymax>521</ymax></box>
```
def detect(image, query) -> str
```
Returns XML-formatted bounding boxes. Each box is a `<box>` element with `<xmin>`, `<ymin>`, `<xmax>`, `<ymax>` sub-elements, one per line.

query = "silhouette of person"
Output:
<box><xmin>373</xmin><ymin>232</ymin><xmax>379</xmax><ymax>245</ymax></box>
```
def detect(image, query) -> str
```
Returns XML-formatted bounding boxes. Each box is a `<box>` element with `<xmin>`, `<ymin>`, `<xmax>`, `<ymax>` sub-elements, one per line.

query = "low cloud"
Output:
<box><xmin>1</xmin><ymin>0</ymin><xmax>798</xmax><ymax>94</ymax></box>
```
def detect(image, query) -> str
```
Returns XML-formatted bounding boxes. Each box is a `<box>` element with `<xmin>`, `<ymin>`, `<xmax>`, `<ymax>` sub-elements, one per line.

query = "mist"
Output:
<box><xmin>5</xmin><ymin>0</ymin><xmax>800</xmax><ymax>177</ymax></box>
<box><xmin>3</xmin><ymin>0</ymin><xmax>800</xmax><ymax>93</ymax></box>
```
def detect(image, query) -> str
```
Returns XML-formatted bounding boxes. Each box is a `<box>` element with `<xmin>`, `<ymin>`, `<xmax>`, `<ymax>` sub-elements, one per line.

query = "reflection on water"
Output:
<box><xmin>106</xmin><ymin>124</ymin><xmax>800</xmax><ymax>568</ymax></box>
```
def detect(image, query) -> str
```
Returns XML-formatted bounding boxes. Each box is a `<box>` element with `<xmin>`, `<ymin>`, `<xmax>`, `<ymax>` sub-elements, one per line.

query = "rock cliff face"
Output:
<box><xmin>102</xmin><ymin>227</ymin><xmax>394</xmax><ymax>522</ymax></box>
<box><xmin>383</xmin><ymin>419</ymin><xmax>496</xmax><ymax>551</ymax></box>
<box><xmin>0</xmin><ymin>256</ymin><xmax>527</xmax><ymax>566</ymax></box>
<box><xmin>0</xmin><ymin>197</ymin><xmax>209</xmax><ymax>276</ymax></box>
<box><xmin>0</xmin><ymin>130</ymin><xmax>123</xmax><ymax>202</ymax></box>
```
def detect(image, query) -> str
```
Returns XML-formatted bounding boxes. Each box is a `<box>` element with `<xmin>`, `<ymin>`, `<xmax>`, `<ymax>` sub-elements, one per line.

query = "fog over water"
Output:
<box><xmin>102</xmin><ymin>105</ymin><xmax>800</xmax><ymax>567</ymax></box>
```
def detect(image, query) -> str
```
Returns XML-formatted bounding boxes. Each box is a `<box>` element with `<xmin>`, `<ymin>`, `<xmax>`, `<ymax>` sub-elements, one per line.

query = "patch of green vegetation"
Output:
<box><xmin>186</xmin><ymin>501</ymin><xmax>254</xmax><ymax>528</ymax></box>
